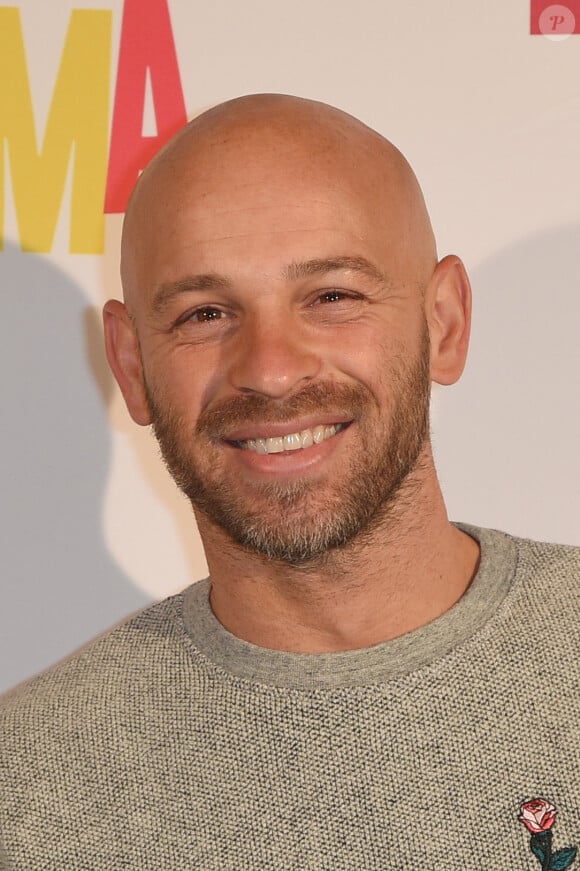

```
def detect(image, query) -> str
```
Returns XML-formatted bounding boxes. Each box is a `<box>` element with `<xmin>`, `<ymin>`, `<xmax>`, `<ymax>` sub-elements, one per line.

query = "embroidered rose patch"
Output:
<box><xmin>519</xmin><ymin>799</ymin><xmax>577</xmax><ymax>870</ymax></box>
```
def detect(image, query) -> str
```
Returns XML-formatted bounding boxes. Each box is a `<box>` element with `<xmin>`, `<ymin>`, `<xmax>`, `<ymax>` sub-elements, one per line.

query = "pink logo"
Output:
<box><xmin>530</xmin><ymin>0</ymin><xmax>580</xmax><ymax>36</ymax></box>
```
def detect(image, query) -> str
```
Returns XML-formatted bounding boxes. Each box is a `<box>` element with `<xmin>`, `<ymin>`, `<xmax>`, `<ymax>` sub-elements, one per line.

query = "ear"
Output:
<box><xmin>425</xmin><ymin>255</ymin><xmax>472</xmax><ymax>386</ymax></box>
<box><xmin>102</xmin><ymin>299</ymin><xmax>152</xmax><ymax>425</ymax></box>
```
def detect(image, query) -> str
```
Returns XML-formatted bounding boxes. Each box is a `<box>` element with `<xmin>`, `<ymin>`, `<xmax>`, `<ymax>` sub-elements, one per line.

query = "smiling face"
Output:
<box><xmin>145</xmin><ymin>325</ymin><xmax>431</xmax><ymax>564</ymax></box>
<box><xmin>106</xmin><ymin>96</ymin><xmax>466</xmax><ymax>565</ymax></box>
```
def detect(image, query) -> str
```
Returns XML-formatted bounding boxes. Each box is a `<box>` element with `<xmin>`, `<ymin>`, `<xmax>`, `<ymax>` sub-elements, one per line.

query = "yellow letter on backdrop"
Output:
<box><xmin>0</xmin><ymin>8</ymin><xmax>112</xmax><ymax>253</ymax></box>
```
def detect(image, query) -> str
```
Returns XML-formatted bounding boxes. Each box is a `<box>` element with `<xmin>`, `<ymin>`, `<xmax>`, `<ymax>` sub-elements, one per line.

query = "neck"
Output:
<box><xmin>195</xmin><ymin>458</ymin><xmax>480</xmax><ymax>654</ymax></box>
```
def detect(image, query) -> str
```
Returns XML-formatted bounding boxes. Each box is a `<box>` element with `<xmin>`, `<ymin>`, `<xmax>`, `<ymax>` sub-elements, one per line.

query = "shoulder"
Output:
<box><xmin>506</xmin><ymin>530</ymin><xmax>580</xmax><ymax>598</ymax></box>
<box><xmin>463</xmin><ymin>523</ymin><xmax>580</xmax><ymax>593</ymax></box>
<box><xmin>453</xmin><ymin>524</ymin><xmax>579</xmax><ymax>655</ymax></box>
<box><xmin>0</xmin><ymin>586</ymin><xmax>207</xmax><ymax>859</ymax></box>
<box><xmin>464</xmin><ymin>526</ymin><xmax>580</xmax><ymax>658</ymax></box>
<box><xmin>0</xmin><ymin>587</ymin><xmax>210</xmax><ymax>822</ymax></box>
<box><xmin>0</xmin><ymin>589</ymin><xmax>192</xmax><ymax>751</ymax></box>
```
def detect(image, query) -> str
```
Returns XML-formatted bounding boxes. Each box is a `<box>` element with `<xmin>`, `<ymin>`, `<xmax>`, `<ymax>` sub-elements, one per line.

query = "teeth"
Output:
<box><xmin>268</xmin><ymin>437</ymin><xmax>284</xmax><ymax>454</ymax></box>
<box><xmin>284</xmin><ymin>433</ymin><xmax>302</xmax><ymax>451</ymax></box>
<box><xmin>255</xmin><ymin>439</ymin><xmax>268</xmax><ymax>454</ymax></box>
<box><xmin>239</xmin><ymin>423</ymin><xmax>343</xmax><ymax>454</ymax></box>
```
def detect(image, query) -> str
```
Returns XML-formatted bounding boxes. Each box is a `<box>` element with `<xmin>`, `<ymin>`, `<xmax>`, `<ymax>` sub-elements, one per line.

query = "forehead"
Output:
<box><xmin>168</xmin><ymin>132</ymin><xmax>383</xmax><ymax>218</ymax></box>
<box><xmin>123</xmin><ymin>129</ymin><xmax>413</xmax><ymax>298</ymax></box>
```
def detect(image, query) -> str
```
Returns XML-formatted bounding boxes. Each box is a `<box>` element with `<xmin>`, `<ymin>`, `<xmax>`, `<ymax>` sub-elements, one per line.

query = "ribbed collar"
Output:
<box><xmin>182</xmin><ymin>524</ymin><xmax>517</xmax><ymax>689</ymax></box>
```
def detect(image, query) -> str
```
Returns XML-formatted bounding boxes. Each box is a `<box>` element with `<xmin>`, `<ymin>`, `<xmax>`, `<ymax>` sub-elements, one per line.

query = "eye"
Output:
<box><xmin>316</xmin><ymin>289</ymin><xmax>350</xmax><ymax>304</ymax></box>
<box><xmin>170</xmin><ymin>304</ymin><xmax>233</xmax><ymax>344</ymax></box>
<box><xmin>180</xmin><ymin>306</ymin><xmax>228</xmax><ymax>325</ymax></box>
<box><xmin>306</xmin><ymin>287</ymin><xmax>365</xmax><ymax>324</ymax></box>
<box><xmin>318</xmin><ymin>288</ymin><xmax>344</xmax><ymax>303</ymax></box>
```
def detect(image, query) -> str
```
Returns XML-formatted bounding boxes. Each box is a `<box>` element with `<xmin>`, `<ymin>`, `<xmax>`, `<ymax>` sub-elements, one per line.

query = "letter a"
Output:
<box><xmin>105</xmin><ymin>0</ymin><xmax>187</xmax><ymax>213</ymax></box>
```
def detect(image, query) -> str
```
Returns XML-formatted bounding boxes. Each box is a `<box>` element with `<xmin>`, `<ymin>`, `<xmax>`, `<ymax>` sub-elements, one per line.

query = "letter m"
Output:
<box><xmin>0</xmin><ymin>8</ymin><xmax>112</xmax><ymax>253</ymax></box>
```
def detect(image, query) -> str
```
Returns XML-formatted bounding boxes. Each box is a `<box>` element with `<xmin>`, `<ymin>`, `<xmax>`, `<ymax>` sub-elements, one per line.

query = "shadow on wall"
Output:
<box><xmin>433</xmin><ymin>225</ymin><xmax>580</xmax><ymax>546</ymax></box>
<box><xmin>0</xmin><ymin>244</ymin><xmax>150</xmax><ymax>693</ymax></box>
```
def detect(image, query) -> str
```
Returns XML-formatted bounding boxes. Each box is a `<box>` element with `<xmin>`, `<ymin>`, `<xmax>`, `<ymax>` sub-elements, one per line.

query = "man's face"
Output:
<box><xmin>126</xmin><ymin>132</ymin><xmax>434</xmax><ymax>564</ymax></box>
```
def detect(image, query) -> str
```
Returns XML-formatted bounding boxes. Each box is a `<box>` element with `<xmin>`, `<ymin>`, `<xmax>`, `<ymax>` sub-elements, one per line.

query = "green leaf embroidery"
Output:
<box><xmin>531</xmin><ymin>842</ymin><xmax>546</xmax><ymax>864</ymax></box>
<box><xmin>551</xmin><ymin>846</ymin><xmax>578</xmax><ymax>870</ymax></box>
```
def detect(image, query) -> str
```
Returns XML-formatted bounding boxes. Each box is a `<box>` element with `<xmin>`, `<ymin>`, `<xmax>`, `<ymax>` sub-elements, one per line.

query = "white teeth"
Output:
<box><xmin>239</xmin><ymin>423</ymin><xmax>344</xmax><ymax>454</ymax></box>
<box><xmin>284</xmin><ymin>433</ymin><xmax>302</xmax><ymax>451</ymax></box>
<box><xmin>268</xmin><ymin>437</ymin><xmax>284</xmax><ymax>454</ymax></box>
<box><xmin>312</xmin><ymin>425</ymin><xmax>325</xmax><ymax>444</ymax></box>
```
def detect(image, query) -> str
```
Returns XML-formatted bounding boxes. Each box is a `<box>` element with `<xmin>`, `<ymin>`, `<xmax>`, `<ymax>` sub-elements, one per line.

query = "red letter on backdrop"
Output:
<box><xmin>105</xmin><ymin>0</ymin><xmax>187</xmax><ymax>213</ymax></box>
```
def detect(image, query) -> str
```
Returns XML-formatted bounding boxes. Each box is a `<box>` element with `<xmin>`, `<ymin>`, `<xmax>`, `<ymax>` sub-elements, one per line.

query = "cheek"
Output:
<box><xmin>327</xmin><ymin>326</ymin><xmax>398</xmax><ymax>389</ymax></box>
<box><xmin>141</xmin><ymin>341</ymin><xmax>220</xmax><ymax>420</ymax></box>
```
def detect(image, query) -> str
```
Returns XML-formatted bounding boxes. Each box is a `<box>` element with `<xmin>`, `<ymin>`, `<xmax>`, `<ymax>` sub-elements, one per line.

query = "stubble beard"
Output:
<box><xmin>145</xmin><ymin>328</ymin><xmax>431</xmax><ymax>567</ymax></box>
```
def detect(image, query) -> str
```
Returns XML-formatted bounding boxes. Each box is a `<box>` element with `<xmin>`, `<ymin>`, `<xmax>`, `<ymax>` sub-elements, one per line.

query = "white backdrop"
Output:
<box><xmin>1</xmin><ymin>0</ymin><xmax>579</xmax><ymax>691</ymax></box>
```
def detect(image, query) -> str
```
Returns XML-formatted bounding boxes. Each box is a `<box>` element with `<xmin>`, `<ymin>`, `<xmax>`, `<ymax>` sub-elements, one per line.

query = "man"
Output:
<box><xmin>1</xmin><ymin>95</ymin><xmax>578</xmax><ymax>870</ymax></box>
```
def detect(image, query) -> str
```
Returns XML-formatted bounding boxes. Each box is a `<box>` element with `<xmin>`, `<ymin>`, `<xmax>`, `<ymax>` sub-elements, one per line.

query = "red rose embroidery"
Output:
<box><xmin>518</xmin><ymin>798</ymin><xmax>577</xmax><ymax>870</ymax></box>
<box><xmin>519</xmin><ymin>799</ymin><xmax>558</xmax><ymax>834</ymax></box>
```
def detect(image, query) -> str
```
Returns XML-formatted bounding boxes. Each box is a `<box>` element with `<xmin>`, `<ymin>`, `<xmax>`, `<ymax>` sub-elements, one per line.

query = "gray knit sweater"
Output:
<box><xmin>1</xmin><ymin>525</ymin><xmax>579</xmax><ymax>870</ymax></box>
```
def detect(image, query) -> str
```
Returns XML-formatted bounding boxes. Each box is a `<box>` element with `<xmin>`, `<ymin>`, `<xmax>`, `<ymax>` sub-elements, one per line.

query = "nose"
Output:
<box><xmin>226</xmin><ymin>315</ymin><xmax>323</xmax><ymax>398</ymax></box>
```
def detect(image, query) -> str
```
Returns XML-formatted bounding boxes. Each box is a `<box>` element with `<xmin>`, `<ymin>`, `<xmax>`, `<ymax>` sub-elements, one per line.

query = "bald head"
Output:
<box><xmin>104</xmin><ymin>93</ymin><xmax>471</xmax><ymax>551</ymax></box>
<box><xmin>121</xmin><ymin>94</ymin><xmax>436</xmax><ymax>313</ymax></box>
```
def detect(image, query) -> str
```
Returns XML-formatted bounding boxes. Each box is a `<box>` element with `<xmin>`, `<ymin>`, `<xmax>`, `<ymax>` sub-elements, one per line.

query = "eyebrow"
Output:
<box><xmin>151</xmin><ymin>273</ymin><xmax>233</xmax><ymax>315</ymax></box>
<box><xmin>283</xmin><ymin>255</ymin><xmax>390</xmax><ymax>286</ymax></box>
<box><xmin>151</xmin><ymin>255</ymin><xmax>390</xmax><ymax>315</ymax></box>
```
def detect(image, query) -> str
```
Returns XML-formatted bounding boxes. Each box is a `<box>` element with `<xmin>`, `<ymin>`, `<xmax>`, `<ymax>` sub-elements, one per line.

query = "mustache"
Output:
<box><xmin>195</xmin><ymin>381</ymin><xmax>373</xmax><ymax>439</ymax></box>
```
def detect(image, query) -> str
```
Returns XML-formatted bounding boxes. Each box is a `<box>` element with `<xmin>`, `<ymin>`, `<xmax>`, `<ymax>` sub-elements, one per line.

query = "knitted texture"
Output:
<box><xmin>1</xmin><ymin>526</ymin><xmax>579</xmax><ymax>870</ymax></box>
